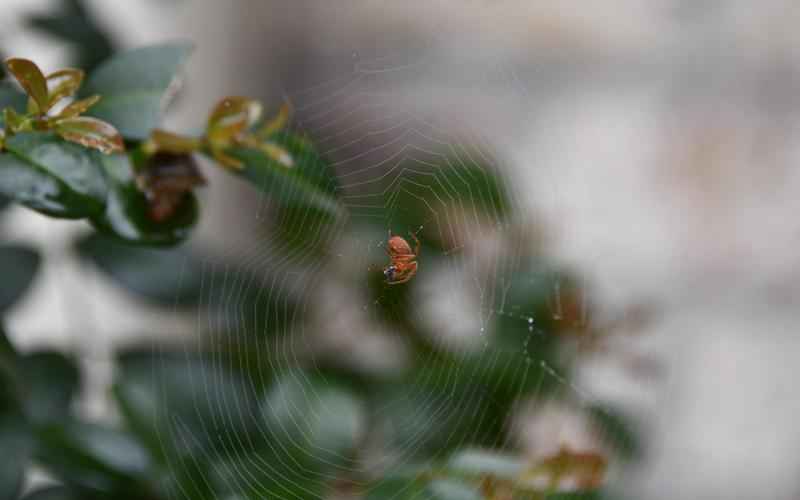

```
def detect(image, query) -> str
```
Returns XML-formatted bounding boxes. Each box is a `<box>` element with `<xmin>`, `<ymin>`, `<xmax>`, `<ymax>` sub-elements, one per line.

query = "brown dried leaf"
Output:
<box><xmin>54</xmin><ymin>117</ymin><xmax>125</xmax><ymax>154</ymax></box>
<box><xmin>5</xmin><ymin>58</ymin><xmax>49</xmax><ymax>114</ymax></box>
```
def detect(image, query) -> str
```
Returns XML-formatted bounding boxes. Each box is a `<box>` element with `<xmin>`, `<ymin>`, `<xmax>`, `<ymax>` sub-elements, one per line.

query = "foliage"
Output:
<box><xmin>0</xmin><ymin>21</ymin><xmax>640</xmax><ymax>500</ymax></box>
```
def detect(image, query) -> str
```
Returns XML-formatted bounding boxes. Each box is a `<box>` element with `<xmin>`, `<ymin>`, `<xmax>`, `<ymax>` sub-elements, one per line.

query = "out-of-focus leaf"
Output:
<box><xmin>113</xmin><ymin>348</ymin><xmax>258</xmax><ymax>462</ymax></box>
<box><xmin>589</xmin><ymin>405</ymin><xmax>642</xmax><ymax>461</ymax></box>
<box><xmin>0</xmin><ymin>83</ymin><xmax>27</xmax><ymax>127</ymax></box>
<box><xmin>75</xmin><ymin>232</ymin><xmax>203</xmax><ymax>306</ymax></box>
<box><xmin>27</xmin><ymin>0</ymin><xmax>115</xmax><ymax>73</ymax></box>
<box><xmin>0</xmin><ymin>133</ymin><xmax>107</xmax><ymax>218</ymax></box>
<box><xmin>366</xmin><ymin>476</ymin><xmax>481</xmax><ymax>500</ymax></box>
<box><xmin>272</xmin><ymin>201</ymin><xmax>340</xmax><ymax>258</ymax></box>
<box><xmin>224</xmin><ymin>132</ymin><xmax>342</xmax><ymax>217</ymax></box>
<box><xmin>46</xmin><ymin>68</ymin><xmax>84</xmax><ymax>107</ymax></box>
<box><xmin>0</xmin><ymin>419</ymin><xmax>33</xmax><ymax>500</ymax></box>
<box><xmin>35</xmin><ymin>420</ymin><xmax>152</xmax><ymax>497</ymax></box>
<box><xmin>375</xmin><ymin>358</ymin><xmax>512</xmax><ymax>458</ymax></box>
<box><xmin>19</xmin><ymin>350</ymin><xmax>80</xmax><ymax>423</ymax></box>
<box><xmin>54</xmin><ymin>116</ymin><xmax>124</xmax><ymax>154</ymax></box>
<box><xmin>206</xmin><ymin>96</ymin><xmax>261</xmax><ymax>146</ymax></box>
<box><xmin>90</xmin><ymin>153</ymin><xmax>198</xmax><ymax>245</ymax></box>
<box><xmin>55</xmin><ymin>94</ymin><xmax>100</xmax><ymax>120</ymax></box>
<box><xmin>20</xmin><ymin>486</ymin><xmax>83</xmax><ymax>500</ymax></box>
<box><xmin>0</xmin><ymin>244</ymin><xmax>40</xmax><ymax>313</ymax></box>
<box><xmin>545</xmin><ymin>491</ymin><xmax>607</xmax><ymax>500</ymax></box>
<box><xmin>5</xmin><ymin>58</ymin><xmax>49</xmax><ymax>113</ymax></box>
<box><xmin>259</xmin><ymin>371</ymin><xmax>364</xmax><ymax>462</ymax></box>
<box><xmin>256</xmin><ymin>102</ymin><xmax>289</xmax><ymax>139</ymax></box>
<box><xmin>81</xmin><ymin>43</ymin><xmax>193</xmax><ymax>139</ymax></box>
<box><xmin>447</xmin><ymin>449</ymin><xmax>523</xmax><ymax>480</ymax></box>
<box><xmin>202</xmin><ymin>372</ymin><xmax>364</xmax><ymax>500</ymax></box>
<box><xmin>366</xmin><ymin>476</ymin><xmax>435</xmax><ymax>500</ymax></box>
<box><xmin>146</xmin><ymin>129</ymin><xmax>201</xmax><ymax>154</ymax></box>
<box><xmin>427</xmin><ymin>480</ymin><xmax>481</xmax><ymax>500</ymax></box>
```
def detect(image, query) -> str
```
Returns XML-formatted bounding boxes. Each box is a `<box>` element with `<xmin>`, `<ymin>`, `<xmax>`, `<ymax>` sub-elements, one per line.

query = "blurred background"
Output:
<box><xmin>3</xmin><ymin>1</ymin><xmax>800</xmax><ymax>500</ymax></box>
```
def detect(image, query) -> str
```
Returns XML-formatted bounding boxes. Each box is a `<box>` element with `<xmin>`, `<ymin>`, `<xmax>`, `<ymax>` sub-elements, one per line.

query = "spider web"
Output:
<box><xmin>150</xmin><ymin>45</ymin><xmax>630</xmax><ymax>500</ymax></box>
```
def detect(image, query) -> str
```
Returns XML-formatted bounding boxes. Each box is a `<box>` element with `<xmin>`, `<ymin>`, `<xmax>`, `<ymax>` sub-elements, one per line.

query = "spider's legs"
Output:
<box><xmin>409</xmin><ymin>231</ymin><xmax>421</xmax><ymax>256</ymax></box>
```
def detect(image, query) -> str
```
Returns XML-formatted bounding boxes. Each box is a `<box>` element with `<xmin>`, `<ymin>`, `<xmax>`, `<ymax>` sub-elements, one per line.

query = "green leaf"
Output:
<box><xmin>5</xmin><ymin>58</ymin><xmax>49</xmax><ymax>113</ymax></box>
<box><xmin>20</xmin><ymin>486</ymin><xmax>83</xmax><ymax>500</ymax></box>
<box><xmin>366</xmin><ymin>476</ymin><xmax>436</xmax><ymax>500</ymax></box>
<box><xmin>82</xmin><ymin>43</ymin><xmax>194</xmax><ymax>139</ymax></box>
<box><xmin>215</xmin><ymin>371</ymin><xmax>366</xmax><ymax>500</ymax></box>
<box><xmin>75</xmin><ymin>232</ymin><xmax>203</xmax><ymax>306</ymax></box>
<box><xmin>0</xmin><ymin>418</ymin><xmax>33</xmax><ymax>500</ymax></box>
<box><xmin>90</xmin><ymin>153</ymin><xmax>198</xmax><ymax>245</ymax></box>
<box><xmin>35</xmin><ymin>420</ymin><xmax>152</xmax><ymax>496</ymax></box>
<box><xmin>54</xmin><ymin>116</ymin><xmax>124</xmax><ymax>154</ymax></box>
<box><xmin>447</xmin><ymin>449</ymin><xmax>523</xmax><ymax>480</ymax></box>
<box><xmin>366</xmin><ymin>477</ymin><xmax>481</xmax><ymax>500</ymax></box>
<box><xmin>113</xmin><ymin>348</ymin><xmax>258</xmax><ymax>462</ymax></box>
<box><xmin>0</xmin><ymin>244</ymin><xmax>40</xmax><ymax>314</ymax></box>
<box><xmin>19</xmin><ymin>350</ymin><xmax>80</xmax><ymax>423</ymax></box>
<box><xmin>0</xmin><ymin>83</ymin><xmax>27</xmax><ymax>127</ymax></box>
<box><xmin>260</xmin><ymin>371</ymin><xmax>364</xmax><ymax>462</ymax></box>
<box><xmin>225</xmin><ymin>131</ymin><xmax>342</xmax><ymax>218</ymax></box>
<box><xmin>0</xmin><ymin>133</ymin><xmax>108</xmax><ymax>218</ymax></box>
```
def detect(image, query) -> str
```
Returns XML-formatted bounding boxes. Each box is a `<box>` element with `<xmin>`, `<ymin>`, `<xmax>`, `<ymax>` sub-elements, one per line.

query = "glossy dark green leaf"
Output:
<box><xmin>90</xmin><ymin>153</ymin><xmax>198</xmax><ymax>245</ymax></box>
<box><xmin>20</xmin><ymin>486</ymin><xmax>83</xmax><ymax>500</ymax></box>
<box><xmin>0</xmin><ymin>133</ymin><xmax>108</xmax><ymax>218</ymax></box>
<box><xmin>0</xmin><ymin>418</ymin><xmax>33</xmax><ymax>500</ymax></box>
<box><xmin>35</xmin><ymin>420</ymin><xmax>152</xmax><ymax>497</ymax></box>
<box><xmin>113</xmin><ymin>348</ymin><xmax>258</xmax><ymax>462</ymax></box>
<box><xmin>0</xmin><ymin>244</ymin><xmax>40</xmax><ymax>313</ymax></box>
<box><xmin>225</xmin><ymin>131</ymin><xmax>342</xmax><ymax>218</ymax></box>
<box><xmin>82</xmin><ymin>43</ymin><xmax>193</xmax><ymax>139</ymax></box>
<box><xmin>75</xmin><ymin>232</ymin><xmax>203</xmax><ymax>306</ymax></box>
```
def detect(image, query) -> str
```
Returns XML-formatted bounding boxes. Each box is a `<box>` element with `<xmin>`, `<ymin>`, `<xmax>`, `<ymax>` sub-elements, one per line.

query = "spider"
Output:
<box><xmin>383</xmin><ymin>230</ymin><xmax>420</xmax><ymax>285</ymax></box>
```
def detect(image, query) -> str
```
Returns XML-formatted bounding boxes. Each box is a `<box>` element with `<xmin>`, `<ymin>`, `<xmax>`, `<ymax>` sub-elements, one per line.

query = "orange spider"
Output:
<box><xmin>383</xmin><ymin>231</ymin><xmax>420</xmax><ymax>285</ymax></box>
